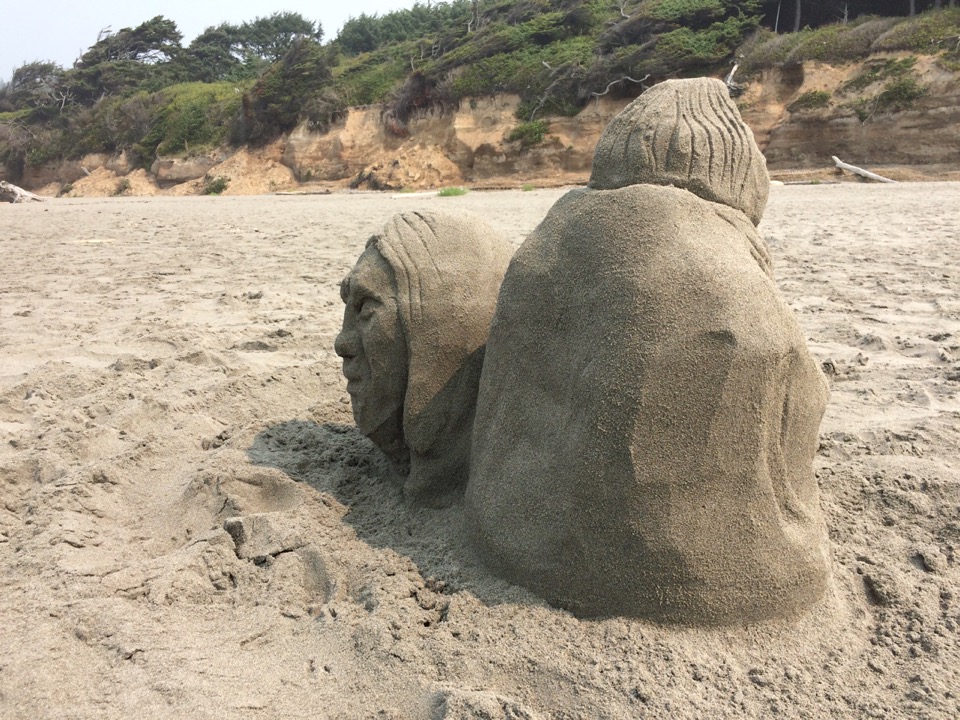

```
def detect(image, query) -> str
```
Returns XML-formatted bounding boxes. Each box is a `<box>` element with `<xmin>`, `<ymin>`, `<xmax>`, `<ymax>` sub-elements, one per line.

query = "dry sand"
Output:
<box><xmin>0</xmin><ymin>184</ymin><xmax>958</xmax><ymax>719</ymax></box>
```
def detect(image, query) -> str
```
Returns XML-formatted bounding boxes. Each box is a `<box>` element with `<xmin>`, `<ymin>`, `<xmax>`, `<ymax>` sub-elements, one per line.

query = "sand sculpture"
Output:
<box><xmin>466</xmin><ymin>78</ymin><xmax>831</xmax><ymax>625</ymax></box>
<box><xmin>335</xmin><ymin>211</ymin><xmax>513</xmax><ymax>506</ymax></box>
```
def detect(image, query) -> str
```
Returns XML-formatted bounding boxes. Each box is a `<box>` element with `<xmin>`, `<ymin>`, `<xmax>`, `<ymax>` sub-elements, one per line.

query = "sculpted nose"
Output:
<box><xmin>334</xmin><ymin>327</ymin><xmax>356</xmax><ymax>358</ymax></box>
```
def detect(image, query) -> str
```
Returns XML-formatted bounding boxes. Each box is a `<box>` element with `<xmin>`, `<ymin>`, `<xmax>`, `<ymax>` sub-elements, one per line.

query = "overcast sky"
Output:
<box><xmin>2</xmin><ymin>0</ymin><xmax>420</xmax><ymax>81</ymax></box>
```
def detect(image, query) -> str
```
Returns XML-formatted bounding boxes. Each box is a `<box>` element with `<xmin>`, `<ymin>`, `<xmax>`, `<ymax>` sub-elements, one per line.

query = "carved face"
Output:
<box><xmin>334</xmin><ymin>246</ymin><xmax>409</xmax><ymax>435</ymax></box>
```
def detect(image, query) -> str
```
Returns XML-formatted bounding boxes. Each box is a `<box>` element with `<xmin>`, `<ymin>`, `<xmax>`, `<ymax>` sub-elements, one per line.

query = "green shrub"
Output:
<box><xmin>26</xmin><ymin>144</ymin><xmax>55</xmax><ymax>166</ymax></box>
<box><xmin>876</xmin><ymin>75</ymin><xmax>926</xmax><ymax>111</ymax></box>
<box><xmin>788</xmin><ymin>90</ymin><xmax>831</xmax><ymax>112</ymax></box>
<box><xmin>776</xmin><ymin>17</ymin><xmax>899</xmax><ymax>66</ymax></box>
<box><xmin>846</xmin><ymin>16</ymin><xmax>904</xmax><ymax>45</ymax></box>
<box><xmin>445</xmin><ymin>35</ymin><xmax>593</xmax><ymax>118</ymax></box>
<box><xmin>849</xmin><ymin>97</ymin><xmax>870</xmax><ymax>122</ymax></box>
<box><xmin>76</xmin><ymin>93</ymin><xmax>164</xmax><ymax>157</ymax></box>
<box><xmin>521</xmin><ymin>182</ymin><xmax>535</xmax><ymax>191</ymax></box>
<box><xmin>202</xmin><ymin>175</ymin><xmax>229</xmax><ymax>195</ymax></box>
<box><xmin>130</xmin><ymin>82</ymin><xmax>242</xmax><ymax>160</ymax></box>
<box><xmin>0</xmin><ymin>109</ymin><xmax>32</xmax><ymax>123</ymax></box>
<box><xmin>740</xmin><ymin>30</ymin><xmax>808</xmax><ymax>73</ymax></box>
<box><xmin>507</xmin><ymin>119</ymin><xmax>549</xmax><ymax>147</ymax></box>
<box><xmin>843</xmin><ymin>57</ymin><xmax>917</xmax><ymax>93</ymax></box>
<box><xmin>644</xmin><ymin>0</ymin><xmax>727</xmax><ymax>25</ymax></box>
<box><xmin>785</xmin><ymin>21</ymin><xmax>885</xmax><ymax>64</ymax></box>
<box><xmin>658</xmin><ymin>16</ymin><xmax>754</xmax><ymax>64</ymax></box>
<box><xmin>872</xmin><ymin>8</ymin><xmax>960</xmax><ymax>52</ymax></box>
<box><xmin>848</xmin><ymin>74</ymin><xmax>926</xmax><ymax>123</ymax></box>
<box><xmin>334</xmin><ymin>43</ymin><xmax>412</xmax><ymax>106</ymax></box>
<box><xmin>939</xmin><ymin>47</ymin><xmax>960</xmax><ymax>72</ymax></box>
<box><xmin>113</xmin><ymin>178</ymin><xmax>131</xmax><ymax>195</ymax></box>
<box><xmin>242</xmin><ymin>38</ymin><xmax>338</xmax><ymax>142</ymax></box>
<box><xmin>437</xmin><ymin>186</ymin><xmax>467</xmax><ymax>196</ymax></box>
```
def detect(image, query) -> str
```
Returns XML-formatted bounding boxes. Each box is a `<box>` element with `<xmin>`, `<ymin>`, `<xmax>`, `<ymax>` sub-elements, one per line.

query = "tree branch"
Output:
<box><xmin>591</xmin><ymin>74</ymin><xmax>650</xmax><ymax>101</ymax></box>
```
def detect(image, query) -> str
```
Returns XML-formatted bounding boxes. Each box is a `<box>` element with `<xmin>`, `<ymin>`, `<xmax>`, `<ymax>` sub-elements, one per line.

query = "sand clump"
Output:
<box><xmin>0</xmin><ymin>186</ymin><xmax>958</xmax><ymax>717</ymax></box>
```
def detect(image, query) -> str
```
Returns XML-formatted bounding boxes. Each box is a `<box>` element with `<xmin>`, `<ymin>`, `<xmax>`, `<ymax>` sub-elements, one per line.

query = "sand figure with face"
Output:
<box><xmin>336</xmin><ymin>211</ymin><xmax>513</xmax><ymax>506</ymax></box>
<box><xmin>467</xmin><ymin>78</ymin><xmax>832</xmax><ymax>625</ymax></box>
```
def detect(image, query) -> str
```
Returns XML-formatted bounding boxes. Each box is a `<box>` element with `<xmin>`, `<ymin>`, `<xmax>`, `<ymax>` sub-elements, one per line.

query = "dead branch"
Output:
<box><xmin>831</xmin><ymin>156</ymin><xmax>897</xmax><ymax>184</ymax></box>
<box><xmin>529</xmin><ymin>76</ymin><xmax>564</xmax><ymax>122</ymax></box>
<box><xmin>591</xmin><ymin>74</ymin><xmax>650</xmax><ymax>102</ymax></box>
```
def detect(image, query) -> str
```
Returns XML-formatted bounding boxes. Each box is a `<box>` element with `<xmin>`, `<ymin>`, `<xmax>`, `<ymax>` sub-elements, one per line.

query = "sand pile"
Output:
<box><xmin>0</xmin><ymin>187</ymin><xmax>957</xmax><ymax>718</ymax></box>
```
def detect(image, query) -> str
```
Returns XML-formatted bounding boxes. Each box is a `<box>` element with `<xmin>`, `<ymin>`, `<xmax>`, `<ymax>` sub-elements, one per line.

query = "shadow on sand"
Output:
<box><xmin>246</xmin><ymin>419</ymin><xmax>536</xmax><ymax>607</ymax></box>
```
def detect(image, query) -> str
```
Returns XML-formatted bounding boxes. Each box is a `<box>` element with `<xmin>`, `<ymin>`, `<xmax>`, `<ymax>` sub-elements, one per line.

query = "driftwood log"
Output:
<box><xmin>831</xmin><ymin>156</ymin><xmax>898</xmax><ymax>184</ymax></box>
<box><xmin>724</xmin><ymin>61</ymin><xmax>745</xmax><ymax>97</ymax></box>
<box><xmin>0</xmin><ymin>180</ymin><xmax>46</xmax><ymax>203</ymax></box>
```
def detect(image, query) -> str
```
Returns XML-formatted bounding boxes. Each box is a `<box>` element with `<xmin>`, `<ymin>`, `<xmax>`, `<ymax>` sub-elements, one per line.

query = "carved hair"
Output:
<box><xmin>589</xmin><ymin>78</ymin><xmax>769</xmax><ymax>225</ymax></box>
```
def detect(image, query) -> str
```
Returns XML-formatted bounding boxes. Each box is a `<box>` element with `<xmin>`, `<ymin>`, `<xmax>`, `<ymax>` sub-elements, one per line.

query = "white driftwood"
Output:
<box><xmin>725</xmin><ymin>62</ymin><xmax>744</xmax><ymax>96</ymax></box>
<box><xmin>831</xmin><ymin>156</ymin><xmax>897</xmax><ymax>184</ymax></box>
<box><xmin>0</xmin><ymin>180</ymin><xmax>46</xmax><ymax>203</ymax></box>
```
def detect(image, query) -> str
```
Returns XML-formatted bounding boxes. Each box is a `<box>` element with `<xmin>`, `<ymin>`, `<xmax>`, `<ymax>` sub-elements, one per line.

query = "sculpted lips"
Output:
<box><xmin>341</xmin><ymin>362</ymin><xmax>364</xmax><ymax>392</ymax></box>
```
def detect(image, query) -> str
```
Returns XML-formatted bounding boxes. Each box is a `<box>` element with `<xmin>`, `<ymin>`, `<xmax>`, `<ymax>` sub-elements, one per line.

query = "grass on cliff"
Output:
<box><xmin>741</xmin><ymin>9</ymin><xmax>960</xmax><ymax>75</ymax></box>
<box><xmin>872</xmin><ymin>8</ymin><xmax>960</xmax><ymax>52</ymax></box>
<box><xmin>507</xmin><ymin>120</ymin><xmax>549</xmax><ymax>147</ymax></box>
<box><xmin>840</xmin><ymin>56</ymin><xmax>928</xmax><ymax>122</ymax></box>
<box><xmin>843</xmin><ymin>56</ymin><xmax>919</xmax><ymax>93</ymax></box>
<box><xmin>788</xmin><ymin>90</ymin><xmax>831</xmax><ymax>112</ymax></box>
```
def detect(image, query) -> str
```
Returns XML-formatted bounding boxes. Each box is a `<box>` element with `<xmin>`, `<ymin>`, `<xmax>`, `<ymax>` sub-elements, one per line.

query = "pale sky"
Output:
<box><xmin>1</xmin><ymin>0</ymin><xmax>421</xmax><ymax>82</ymax></box>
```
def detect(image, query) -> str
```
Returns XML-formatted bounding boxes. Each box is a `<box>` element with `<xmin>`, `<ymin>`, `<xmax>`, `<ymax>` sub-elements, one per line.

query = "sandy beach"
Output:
<box><xmin>1</xmin><ymin>184</ymin><xmax>958</xmax><ymax>718</ymax></box>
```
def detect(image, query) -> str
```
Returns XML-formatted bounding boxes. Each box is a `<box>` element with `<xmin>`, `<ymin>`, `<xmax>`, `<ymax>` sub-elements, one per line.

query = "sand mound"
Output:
<box><xmin>213</xmin><ymin>143</ymin><xmax>297</xmax><ymax>196</ymax></box>
<box><xmin>65</xmin><ymin>167</ymin><xmax>159</xmax><ymax>198</ymax></box>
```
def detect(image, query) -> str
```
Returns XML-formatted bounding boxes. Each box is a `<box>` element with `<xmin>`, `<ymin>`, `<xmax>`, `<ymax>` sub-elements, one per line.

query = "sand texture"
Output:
<box><xmin>0</xmin><ymin>185</ymin><xmax>958</xmax><ymax>718</ymax></box>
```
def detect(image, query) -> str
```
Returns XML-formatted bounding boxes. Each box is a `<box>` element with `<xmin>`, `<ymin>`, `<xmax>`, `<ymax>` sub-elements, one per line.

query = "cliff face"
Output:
<box><xmin>740</xmin><ymin>55</ymin><xmax>960</xmax><ymax>170</ymax></box>
<box><xmin>15</xmin><ymin>55</ymin><xmax>960</xmax><ymax>196</ymax></box>
<box><xmin>281</xmin><ymin>53</ymin><xmax>960</xmax><ymax>189</ymax></box>
<box><xmin>281</xmin><ymin>94</ymin><xmax>629</xmax><ymax>190</ymax></box>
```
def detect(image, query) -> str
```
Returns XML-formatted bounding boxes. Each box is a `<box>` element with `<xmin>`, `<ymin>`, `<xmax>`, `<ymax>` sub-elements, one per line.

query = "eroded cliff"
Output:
<box><xmin>18</xmin><ymin>55</ymin><xmax>960</xmax><ymax>197</ymax></box>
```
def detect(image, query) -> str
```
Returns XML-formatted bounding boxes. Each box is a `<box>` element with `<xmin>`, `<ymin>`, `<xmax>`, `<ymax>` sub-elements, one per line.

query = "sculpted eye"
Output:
<box><xmin>357</xmin><ymin>298</ymin><xmax>378</xmax><ymax>320</ymax></box>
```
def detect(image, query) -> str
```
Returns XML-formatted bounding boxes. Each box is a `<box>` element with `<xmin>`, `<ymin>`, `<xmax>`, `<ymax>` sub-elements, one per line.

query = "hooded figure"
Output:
<box><xmin>466</xmin><ymin>78</ymin><xmax>831</xmax><ymax>625</ymax></box>
<box><xmin>336</xmin><ymin>211</ymin><xmax>513</xmax><ymax>506</ymax></box>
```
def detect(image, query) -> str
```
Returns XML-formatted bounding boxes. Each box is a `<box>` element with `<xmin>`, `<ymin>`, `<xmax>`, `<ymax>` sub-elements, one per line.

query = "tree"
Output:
<box><xmin>234</xmin><ymin>12</ymin><xmax>322</xmax><ymax>63</ymax></box>
<box><xmin>175</xmin><ymin>25</ymin><xmax>243</xmax><ymax>82</ymax></box>
<box><xmin>242</xmin><ymin>38</ymin><xmax>336</xmax><ymax>140</ymax></box>
<box><xmin>7</xmin><ymin>61</ymin><xmax>66</xmax><ymax>109</ymax></box>
<box><xmin>794</xmin><ymin>0</ymin><xmax>802</xmax><ymax>32</ymax></box>
<box><xmin>337</xmin><ymin>13</ymin><xmax>382</xmax><ymax>55</ymax></box>
<box><xmin>76</xmin><ymin>16</ymin><xmax>183</xmax><ymax>67</ymax></box>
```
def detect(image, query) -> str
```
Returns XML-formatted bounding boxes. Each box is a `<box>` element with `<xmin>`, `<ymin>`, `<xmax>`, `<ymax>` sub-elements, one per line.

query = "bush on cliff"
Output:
<box><xmin>239</xmin><ymin>38</ymin><xmax>343</xmax><ymax>143</ymax></box>
<box><xmin>873</xmin><ymin>7</ymin><xmax>960</xmax><ymax>51</ymax></box>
